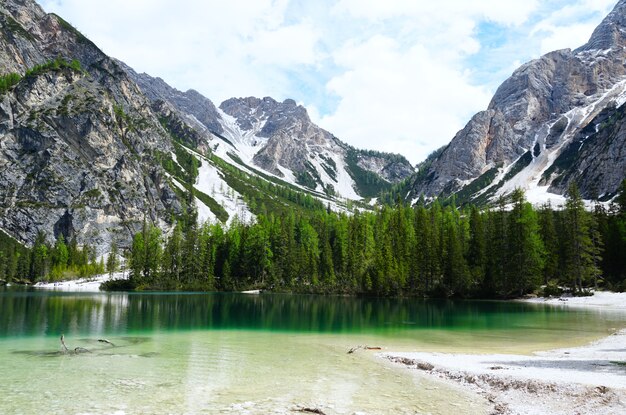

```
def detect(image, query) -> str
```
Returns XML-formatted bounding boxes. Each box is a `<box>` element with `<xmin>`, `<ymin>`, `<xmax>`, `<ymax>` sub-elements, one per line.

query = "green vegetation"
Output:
<box><xmin>502</xmin><ymin>151</ymin><xmax>533</xmax><ymax>182</ymax></box>
<box><xmin>451</xmin><ymin>166</ymin><xmax>500</xmax><ymax>205</ymax></box>
<box><xmin>0</xmin><ymin>73</ymin><xmax>21</xmax><ymax>94</ymax></box>
<box><xmin>345</xmin><ymin>149</ymin><xmax>392</xmax><ymax>198</ymax></box>
<box><xmin>102</xmin><ymin>181</ymin><xmax>626</xmax><ymax>297</ymax></box>
<box><xmin>0</xmin><ymin>57</ymin><xmax>84</xmax><ymax>96</ymax></box>
<box><xmin>194</xmin><ymin>188</ymin><xmax>229</xmax><ymax>223</ymax></box>
<box><xmin>379</xmin><ymin>146</ymin><xmax>445</xmax><ymax>205</ymax></box>
<box><xmin>0</xmin><ymin>231</ymin><xmax>104</xmax><ymax>284</ymax></box>
<box><xmin>295</xmin><ymin>161</ymin><xmax>321</xmax><ymax>189</ymax></box>
<box><xmin>51</xmin><ymin>13</ymin><xmax>100</xmax><ymax>50</ymax></box>
<box><xmin>209</xmin><ymin>154</ymin><xmax>326</xmax><ymax>217</ymax></box>
<box><xmin>4</xmin><ymin>181</ymin><xmax>625</xmax><ymax>296</ymax></box>
<box><xmin>25</xmin><ymin>57</ymin><xmax>83</xmax><ymax>78</ymax></box>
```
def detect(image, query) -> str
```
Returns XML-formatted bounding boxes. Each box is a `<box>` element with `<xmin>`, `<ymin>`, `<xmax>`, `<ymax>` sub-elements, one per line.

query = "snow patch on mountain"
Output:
<box><xmin>195</xmin><ymin>157</ymin><xmax>255</xmax><ymax>225</ymax></box>
<box><xmin>217</xmin><ymin>109</ymin><xmax>268</xmax><ymax>162</ymax></box>
<box><xmin>327</xmin><ymin>154</ymin><xmax>362</xmax><ymax>200</ymax></box>
<box><xmin>492</xmin><ymin>79</ymin><xmax>626</xmax><ymax>205</ymax></box>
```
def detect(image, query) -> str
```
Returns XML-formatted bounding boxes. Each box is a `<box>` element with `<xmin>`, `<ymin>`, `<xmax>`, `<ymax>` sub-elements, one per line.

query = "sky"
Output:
<box><xmin>39</xmin><ymin>0</ymin><xmax>618</xmax><ymax>165</ymax></box>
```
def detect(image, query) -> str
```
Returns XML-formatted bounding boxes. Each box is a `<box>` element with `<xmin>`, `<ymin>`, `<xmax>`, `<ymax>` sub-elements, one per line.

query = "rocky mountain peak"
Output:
<box><xmin>410</xmin><ymin>0</ymin><xmax>626</xmax><ymax>202</ymax></box>
<box><xmin>577</xmin><ymin>0</ymin><xmax>626</xmax><ymax>52</ymax></box>
<box><xmin>0</xmin><ymin>0</ymin><xmax>46</xmax><ymax>25</ymax></box>
<box><xmin>219</xmin><ymin>96</ymin><xmax>310</xmax><ymax>136</ymax></box>
<box><xmin>118</xmin><ymin>61</ymin><xmax>224</xmax><ymax>135</ymax></box>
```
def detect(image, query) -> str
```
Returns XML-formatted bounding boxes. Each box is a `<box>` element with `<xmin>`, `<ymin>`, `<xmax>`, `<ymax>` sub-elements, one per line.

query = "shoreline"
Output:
<box><xmin>384</xmin><ymin>292</ymin><xmax>626</xmax><ymax>415</ymax></box>
<box><xmin>32</xmin><ymin>272</ymin><xmax>127</xmax><ymax>292</ymax></box>
<box><xmin>521</xmin><ymin>290</ymin><xmax>626</xmax><ymax>309</ymax></box>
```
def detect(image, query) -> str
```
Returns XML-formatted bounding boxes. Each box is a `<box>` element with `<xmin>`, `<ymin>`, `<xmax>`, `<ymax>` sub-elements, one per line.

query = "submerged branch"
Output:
<box><xmin>347</xmin><ymin>345</ymin><xmax>382</xmax><ymax>354</ymax></box>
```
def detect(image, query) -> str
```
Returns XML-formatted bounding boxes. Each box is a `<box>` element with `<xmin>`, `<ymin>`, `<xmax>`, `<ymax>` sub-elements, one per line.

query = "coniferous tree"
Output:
<box><xmin>441</xmin><ymin>217</ymin><xmax>469</xmax><ymax>296</ymax></box>
<box><xmin>467</xmin><ymin>205</ymin><xmax>486</xmax><ymax>290</ymax></box>
<box><xmin>129</xmin><ymin>230</ymin><xmax>146</xmax><ymax>284</ymax></box>
<box><xmin>106</xmin><ymin>241</ymin><xmax>119</xmax><ymax>277</ymax></box>
<box><xmin>563</xmin><ymin>183</ymin><xmax>601</xmax><ymax>292</ymax></box>
<box><xmin>507</xmin><ymin>189</ymin><xmax>544</xmax><ymax>296</ymax></box>
<box><xmin>538</xmin><ymin>203</ymin><xmax>559</xmax><ymax>285</ymax></box>
<box><xmin>162</xmin><ymin>223</ymin><xmax>183</xmax><ymax>287</ymax></box>
<box><xmin>31</xmin><ymin>232</ymin><xmax>49</xmax><ymax>281</ymax></box>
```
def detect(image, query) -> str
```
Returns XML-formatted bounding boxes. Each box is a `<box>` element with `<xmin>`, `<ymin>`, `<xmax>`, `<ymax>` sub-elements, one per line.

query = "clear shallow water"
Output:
<box><xmin>1</xmin><ymin>289</ymin><xmax>626</xmax><ymax>414</ymax></box>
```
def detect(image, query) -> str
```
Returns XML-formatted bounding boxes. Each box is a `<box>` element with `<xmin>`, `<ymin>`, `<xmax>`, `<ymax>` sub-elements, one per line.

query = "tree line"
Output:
<box><xmin>111</xmin><ymin>181</ymin><xmax>626</xmax><ymax>298</ymax></box>
<box><xmin>2</xmin><ymin>181</ymin><xmax>624</xmax><ymax>297</ymax></box>
<box><xmin>0</xmin><ymin>232</ymin><xmax>104</xmax><ymax>283</ymax></box>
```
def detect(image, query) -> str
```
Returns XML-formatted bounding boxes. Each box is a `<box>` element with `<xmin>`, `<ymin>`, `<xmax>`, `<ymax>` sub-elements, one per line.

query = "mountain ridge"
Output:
<box><xmin>408</xmin><ymin>0</ymin><xmax>626</xmax><ymax>204</ymax></box>
<box><xmin>0</xmin><ymin>0</ymin><xmax>414</xmax><ymax>254</ymax></box>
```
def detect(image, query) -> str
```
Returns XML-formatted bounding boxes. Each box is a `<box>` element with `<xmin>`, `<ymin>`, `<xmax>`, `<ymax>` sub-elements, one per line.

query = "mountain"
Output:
<box><xmin>0</xmin><ymin>0</ymin><xmax>184</xmax><ymax>252</ymax></box>
<box><xmin>122</xmin><ymin>68</ymin><xmax>415</xmax><ymax>201</ymax></box>
<box><xmin>0</xmin><ymin>0</ymin><xmax>413</xmax><ymax>253</ymax></box>
<box><xmin>408</xmin><ymin>0</ymin><xmax>626</xmax><ymax>205</ymax></box>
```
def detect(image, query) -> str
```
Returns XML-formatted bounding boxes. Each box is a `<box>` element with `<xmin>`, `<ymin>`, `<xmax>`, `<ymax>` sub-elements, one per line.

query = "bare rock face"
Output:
<box><xmin>0</xmin><ymin>0</ymin><xmax>182</xmax><ymax>252</ymax></box>
<box><xmin>220</xmin><ymin>97</ymin><xmax>332</xmax><ymax>175</ymax></box>
<box><xmin>544</xmin><ymin>103</ymin><xmax>626</xmax><ymax>199</ymax></box>
<box><xmin>414</xmin><ymin>0</ymin><xmax>626</xmax><ymax>200</ymax></box>
<box><xmin>220</xmin><ymin>96</ymin><xmax>414</xmax><ymax>191</ymax></box>
<box><xmin>120</xmin><ymin>61</ymin><xmax>224</xmax><ymax>136</ymax></box>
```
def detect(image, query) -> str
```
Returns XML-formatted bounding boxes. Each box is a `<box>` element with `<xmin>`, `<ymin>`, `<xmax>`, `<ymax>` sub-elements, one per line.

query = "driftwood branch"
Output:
<box><xmin>294</xmin><ymin>407</ymin><xmax>326</xmax><ymax>414</ymax></box>
<box><xmin>60</xmin><ymin>335</ymin><xmax>93</xmax><ymax>355</ymax></box>
<box><xmin>347</xmin><ymin>345</ymin><xmax>382</xmax><ymax>354</ymax></box>
<box><xmin>60</xmin><ymin>334</ymin><xmax>69</xmax><ymax>354</ymax></box>
<box><xmin>98</xmin><ymin>339</ymin><xmax>115</xmax><ymax>347</ymax></box>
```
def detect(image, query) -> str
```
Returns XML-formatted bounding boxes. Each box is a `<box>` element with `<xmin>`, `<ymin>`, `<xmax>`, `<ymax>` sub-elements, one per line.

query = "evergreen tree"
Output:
<box><xmin>538</xmin><ymin>203</ymin><xmax>559</xmax><ymax>285</ymax></box>
<box><xmin>467</xmin><ymin>205</ymin><xmax>486</xmax><ymax>289</ymax></box>
<box><xmin>563</xmin><ymin>183</ymin><xmax>601</xmax><ymax>292</ymax></box>
<box><xmin>442</xmin><ymin>213</ymin><xmax>470</xmax><ymax>296</ymax></box>
<box><xmin>506</xmin><ymin>189</ymin><xmax>544</xmax><ymax>296</ymax></box>
<box><xmin>106</xmin><ymin>241</ymin><xmax>119</xmax><ymax>277</ymax></box>
<box><xmin>129</xmin><ymin>231</ymin><xmax>145</xmax><ymax>284</ymax></box>
<box><xmin>31</xmin><ymin>232</ymin><xmax>50</xmax><ymax>281</ymax></box>
<box><xmin>162</xmin><ymin>223</ymin><xmax>183</xmax><ymax>287</ymax></box>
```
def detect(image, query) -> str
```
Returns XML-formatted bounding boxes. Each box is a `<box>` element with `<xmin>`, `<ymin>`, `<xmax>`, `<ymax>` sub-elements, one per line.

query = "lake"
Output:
<box><xmin>1</xmin><ymin>288</ymin><xmax>625</xmax><ymax>414</ymax></box>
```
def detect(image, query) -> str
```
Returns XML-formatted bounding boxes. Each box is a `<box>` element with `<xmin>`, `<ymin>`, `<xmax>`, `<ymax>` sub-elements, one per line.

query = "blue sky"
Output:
<box><xmin>39</xmin><ymin>0</ymin><xmax>618</xmax><ymax>164</ymax></box>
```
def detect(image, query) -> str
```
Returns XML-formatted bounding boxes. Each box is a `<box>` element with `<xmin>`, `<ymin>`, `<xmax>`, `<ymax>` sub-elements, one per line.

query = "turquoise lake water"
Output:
<box><xmin>1</xmin><ymin>289</ymin><xmax>625</xmax><ymax>414</ymax></box>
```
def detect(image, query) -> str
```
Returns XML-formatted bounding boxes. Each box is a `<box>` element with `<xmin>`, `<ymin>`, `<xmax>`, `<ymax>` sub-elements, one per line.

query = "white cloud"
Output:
<box><xmin>39</xmin><ymin>0</ymin><xmax>306</xmax><ymax>101</ymax></box>
<box><xmin>332</xmin><ymin>0</ymin><xmax>539</xmax><ymax>27</ymax></box>
<box><xmin>37</xmin><ymin>0</ymin><xmax>618</xmax><ymax>165</ymax></box>
<box><xmin>318</xmin><ymin>36</ymin><xmax>492</xmax><ymax>163</ymax></box>
<box><xmin>531</xmin><ymin>1</ymin><xmax>618</xmax><ymax>54</ymax></box>
<box><xmin>537</xmin><ymin>23</ymin><xmax>599</xmax><ymax>54</ymax></box>
<box><xmin>247</xmin><ymin>22</ymin><xmax>321</xmax><ymax>67</ymax></box>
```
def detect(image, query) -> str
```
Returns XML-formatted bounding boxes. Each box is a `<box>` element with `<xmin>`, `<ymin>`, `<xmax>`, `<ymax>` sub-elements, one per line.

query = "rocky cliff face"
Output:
<box><xmin>121</xmin><ymin>61</ymin><xmax>224</xmax><ymax>136</ymax></box>
<box><xmin>0</xmin><ymin>0</ymin><xmax>415</xmax><ymax>255</ymax></box>
<box><xmin>0</xmin><ymin>0</ymin><xmax>182</xmax><ymax>251</ymax></box>
<box><xmin>218</xmin><ymin>96</ymin><xmax>414</xmax><ymax>198</ymax></box>
<box><xmin>220</xmin><ymin>96</ymin><xmax>334</xmax><ymax>176</ymax></box>
<box><xmin>413</xmin><ymin>0</ymin><xmax>626</xmax><ymax>202</ymax></box>
<box><xmin>122</xmin><ymin>64</ymin><xmax>414</xmax><ymax>200</ymax></box>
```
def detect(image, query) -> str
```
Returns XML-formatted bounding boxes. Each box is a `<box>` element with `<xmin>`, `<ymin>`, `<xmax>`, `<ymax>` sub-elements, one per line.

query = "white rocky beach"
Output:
<box><xmin>384</xmin><ymin>292</ymin><xmax>626</xmax><ymax>415</ymax></box>
<box><xmin>33</xmin><ymin>272</ymin><xmax>127</xmax><ymax>292</ymax></box>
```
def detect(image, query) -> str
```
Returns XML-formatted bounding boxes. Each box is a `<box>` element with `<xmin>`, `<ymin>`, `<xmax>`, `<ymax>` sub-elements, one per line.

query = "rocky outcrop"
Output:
<box><xmin>220</xmin><ymin>97</ymin><xmax>332</xmax><ymax>175</ymax></box>
<box><xmin>120</xmin><ymin>61</ymin><xmax>224</xmax><ymax>135</ymax></box>
<box><xmin>219</xmin><ymin>96</ymin><xmax>414</xmax><ymax>195</ymax></box>
<box><xmin>413</xmin><ymin>0</ymin><xmax>626</xmax><ymax>200</ymax></box>
<box><xmin>544</xmin><ymin>103</ymin><xmax>626</xmax><ymax>199</ymax></box>
<box><xmin>0</xmin><ymin>0</ymin><xmax>182</xmax><ymax>252</ymax></box>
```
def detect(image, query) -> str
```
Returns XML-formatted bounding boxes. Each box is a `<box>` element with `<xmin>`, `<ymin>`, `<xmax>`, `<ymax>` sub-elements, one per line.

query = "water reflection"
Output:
<box><xmin>1</xmin><ymin>288</ymin><xmax>621</xmax><ymax>339</ymax></box>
